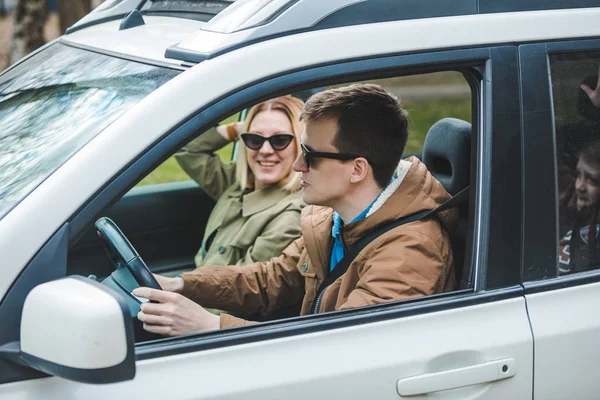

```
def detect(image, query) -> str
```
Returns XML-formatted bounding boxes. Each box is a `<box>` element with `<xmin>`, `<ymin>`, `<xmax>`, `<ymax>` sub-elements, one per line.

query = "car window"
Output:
<box><xmin>72</xmin><ymin>69</ymin><xmax>476</xmax><ymax>281</ymax></box>
<box><xmin>128</xmin><ymin>69</ymin><xmax>476</xmax><ymax>336</ymax></box>
<box><xmin>551</xmin><ymin>50</ymin><xmax>600</xmax><ymax>276</ymax></box>
<box><xmin>139</xmin><ymin>72</ymin><xmax>471</xmax><ymax>186</ymax></box>
<box><xmin>138</xmin><ymin>114</ymin><xmax>238</xmax><ymax>186</ymax></box>
<box><xmin>330</xmin><ymin>72</ymin><xmax>472</xmax><ymax>156</ymax></box>
<box><xmin>0</xmin><ymin>43</ymin><xmax>180</xmax><ymax>220</ymax></box>
<box><xmin>85</xmin><ymin>68</ymin><xmax>476</xmax><ymax>319</ymax></box>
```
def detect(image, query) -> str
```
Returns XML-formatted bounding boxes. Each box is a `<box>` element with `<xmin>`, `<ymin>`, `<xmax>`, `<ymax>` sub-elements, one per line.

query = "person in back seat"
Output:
<box><xmin>560</xmin><ymin>137</ymin><xmax>600</xmax><ymax>274</ymax></box>
<box><xmin>557</xmin><ymin>70</ymin><xmax>600</xmax><ymax>274</ymax></box>
<box><xmin>134</xmin><ymin>83</ymin><xmax>458</xmax><ymax>336</ymax></box>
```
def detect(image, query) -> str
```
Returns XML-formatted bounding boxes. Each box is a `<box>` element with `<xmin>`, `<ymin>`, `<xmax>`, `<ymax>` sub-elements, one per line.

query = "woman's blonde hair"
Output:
<box><xmin>236</xmin><ymin>95</ymin><xmax>304</xmax><ymax>192</ymax></box>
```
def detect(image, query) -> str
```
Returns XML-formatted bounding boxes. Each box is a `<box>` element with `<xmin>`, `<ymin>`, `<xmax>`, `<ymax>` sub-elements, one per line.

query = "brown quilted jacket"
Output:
<box><xmin>181</xmin><ymin>157</ymin><xmax>457</xmax><ymax>328</ymax></box>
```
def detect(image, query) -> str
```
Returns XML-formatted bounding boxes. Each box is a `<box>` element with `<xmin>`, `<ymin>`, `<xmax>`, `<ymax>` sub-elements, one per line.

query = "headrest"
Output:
<box><xmin>422</xmin><ymin>118</ymin><xmax>471</xmax><ymax>195</ymax></box>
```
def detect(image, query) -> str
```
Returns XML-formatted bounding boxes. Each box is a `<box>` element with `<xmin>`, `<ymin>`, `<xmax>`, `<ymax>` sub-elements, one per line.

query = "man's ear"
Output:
<box><xmin>349</xmin><ymin>157</ymin><xmax>370</xmax><ymax>184</ymax></box>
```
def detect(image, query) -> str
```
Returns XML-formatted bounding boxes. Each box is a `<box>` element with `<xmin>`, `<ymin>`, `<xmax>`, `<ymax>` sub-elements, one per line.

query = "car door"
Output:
<box><xmin>520</xmin><ymin>39</ymin><xmax>600</xmax><ymax>399</ymax></box>
<box><xmin>0</xmin><ymin>16</ymin><xmax>533</xmax><ymax>398</ymax></box>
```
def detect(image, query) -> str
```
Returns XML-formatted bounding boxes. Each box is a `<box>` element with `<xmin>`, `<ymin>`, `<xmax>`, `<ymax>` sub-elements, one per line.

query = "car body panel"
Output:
<box><xmin>526</xmin><ymin>282</ymin><xmax>600</xmax><ymax>400</ymax></box>
<box><xmin>0</xmin><ymin>297</ymin><xmax>532</xmax><ymax>399</ymax></box>
<box><xmin>63</xmin><ymin>16</ymin><xmax>205</xmax><ymax>67</ymax></box>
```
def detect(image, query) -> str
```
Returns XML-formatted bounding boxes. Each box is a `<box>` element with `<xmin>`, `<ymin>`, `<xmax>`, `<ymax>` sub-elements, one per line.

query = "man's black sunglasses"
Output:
<box><xmin>240</xmin><ymin>133</ymin><xmax>295</xmax><ymax>151</ymax></box>
<box><xmin>300</xmin><ymin>143</ymin><xmax>367</xmax><ymax>168</ymax></box>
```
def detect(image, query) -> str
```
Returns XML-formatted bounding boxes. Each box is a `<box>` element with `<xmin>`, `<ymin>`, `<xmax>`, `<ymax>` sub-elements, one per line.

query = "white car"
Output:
<box><xmin>1</xmin><ymin>0</ymin><xmax>600</xmax><ymax>398</ymax></box>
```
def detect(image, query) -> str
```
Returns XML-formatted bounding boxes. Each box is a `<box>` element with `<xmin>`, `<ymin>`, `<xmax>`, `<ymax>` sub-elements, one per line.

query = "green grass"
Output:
<box><xmin>137</xmin><ymin>143</ymin><xmax>234</xmax><ymax>186</ymax></box>
<box><xmin>403</xmin><ymin>96</ymin><xmax>472</xmax><ymax>154</ymax></box>
<box><xmin>138</xmin><ymin>116</ymin><xmax>238</xmax><ymax>186</ymax></box>
<box><xmin>367</xmin><ymin>71</ymin><xmax>467</xmax><ymax>88</ymax></box>
<box><xmin>331</xmin><ymin>71</ymin><xmax>467</xmax><ymax>89</ymax></box>
<box><xmin>138</xmin><ymin>96</ymin><xmax>472</xmax><ymax>185</ymax></box>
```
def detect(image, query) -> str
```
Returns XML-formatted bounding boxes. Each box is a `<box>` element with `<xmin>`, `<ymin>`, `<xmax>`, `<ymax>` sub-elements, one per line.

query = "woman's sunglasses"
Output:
<box><xmin>240</xmin><ymin>133</ymin><xmax>295</xmax><ymax>151</ymax></box>
<box><xmin>300</xmin><ymin>143</ymin><xmax>366</xmax><ymax>168</ymax></box>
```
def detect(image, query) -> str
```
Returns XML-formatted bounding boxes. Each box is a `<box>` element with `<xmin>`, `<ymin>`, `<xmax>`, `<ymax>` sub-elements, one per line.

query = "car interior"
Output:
<box><xmin>422</xmin><ymin>117</ymin><xmax>472</xmax><ymax>288</ymax></box>
<box><xmin>550</xmin><ymin>51</ymin><xmax>600</xmax><ymax>276</ymax></box>
<box><xmin>65</xmin><ymin>70</ymin><xmax>477</xmax><ymax>340</ymax></box>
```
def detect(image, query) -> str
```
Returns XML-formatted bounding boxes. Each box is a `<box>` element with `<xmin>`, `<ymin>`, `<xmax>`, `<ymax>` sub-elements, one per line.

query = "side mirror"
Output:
<box><xmin>0</xmin><ymin>276</ymin><xmax>135</xmax><ymax>383</ymax></box>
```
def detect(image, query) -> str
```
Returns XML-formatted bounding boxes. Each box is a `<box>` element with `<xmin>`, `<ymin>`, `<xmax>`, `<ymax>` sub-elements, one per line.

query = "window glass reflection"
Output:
<box><xmin>551</xmin><ymin>51</ymin><xmax>600</xmax><ymax>275</ymax></box>
<box><xmin>0</xmin><ymin>44</ymin><xmax>180</xmax><ymax>220</ymax></box>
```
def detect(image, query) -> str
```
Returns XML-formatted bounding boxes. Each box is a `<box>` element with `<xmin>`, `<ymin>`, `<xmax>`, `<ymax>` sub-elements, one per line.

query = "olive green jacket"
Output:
<box><xmin>175</xmin><ymin>128</ymin><xmax>304</xmax><ymax>268</ymax></box>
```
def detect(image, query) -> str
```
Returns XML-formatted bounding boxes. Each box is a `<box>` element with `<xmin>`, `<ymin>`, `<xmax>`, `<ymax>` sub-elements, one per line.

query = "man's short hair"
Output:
<box><xmin>300</xmin><ymin>83</ymin><xmax>409</xmax><ymax>188</ymax></box>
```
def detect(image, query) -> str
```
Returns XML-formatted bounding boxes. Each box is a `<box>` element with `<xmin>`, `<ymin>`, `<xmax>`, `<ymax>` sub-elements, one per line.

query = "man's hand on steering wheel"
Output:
<box><xmin>133</xmin><ymin>287</ymin><xmax>220</xmax><ymax>336</ymax></box>
<box><xmin>153</xmin><ymin>274</ymin><xmax>185</xmax><ymax>293</ymax></box>
<box><xmin>95</xmin><ymin>217</ymin><xmax>219</xmax><ymax>336</ymax></box>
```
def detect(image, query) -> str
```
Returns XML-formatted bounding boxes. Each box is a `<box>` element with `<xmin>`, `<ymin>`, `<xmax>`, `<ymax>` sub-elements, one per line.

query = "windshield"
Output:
<box><xmin>0</xmin><ymin>43</ymin><xmax>180</xmax><ymax>220</ymax></box>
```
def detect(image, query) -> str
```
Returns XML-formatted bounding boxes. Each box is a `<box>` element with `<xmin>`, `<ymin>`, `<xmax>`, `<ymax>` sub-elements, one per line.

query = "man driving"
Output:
<box><xmin>133</xmin><ymin>83</ymin><xmax>457</xmax><ymax>335</ymax></box>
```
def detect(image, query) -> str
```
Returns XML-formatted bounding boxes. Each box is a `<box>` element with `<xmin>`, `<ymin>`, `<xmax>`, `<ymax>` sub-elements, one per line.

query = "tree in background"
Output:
<box><xmin>58</xmin><ymin>0</ymin><xmax>89</xmax><ymax>34</ymax></box>
<box><xmin>10</xmin><ymin>0</ymin><xmax>47</xmax><ymax>64</ymax></box>
<box><xmin>0</xmin><ymin>0</ymin><xmax>8</xmax><ymax>18</ymax></box>
<box><xmin>9</xmin><ymin>0</ymin><xmax>94</xmax><ymax>65</ymax></box>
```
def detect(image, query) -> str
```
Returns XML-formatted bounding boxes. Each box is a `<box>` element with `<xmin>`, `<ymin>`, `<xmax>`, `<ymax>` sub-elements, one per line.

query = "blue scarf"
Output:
<box><xmin>329</xmin><ymin>178</ymin><xmax>397</xmax><ymax>271</ymax></box>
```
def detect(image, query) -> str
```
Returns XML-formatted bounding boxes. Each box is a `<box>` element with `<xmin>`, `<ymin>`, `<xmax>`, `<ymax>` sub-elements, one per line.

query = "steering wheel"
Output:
<box><xmin>95</xmin><ymin>217</ymin><xmax>163</xmax><ymax>342</ymax></box>
<box><xmin>95</xmin><ymin>217</ymin><xmax>161</xmax><ymax>290</ymax></box>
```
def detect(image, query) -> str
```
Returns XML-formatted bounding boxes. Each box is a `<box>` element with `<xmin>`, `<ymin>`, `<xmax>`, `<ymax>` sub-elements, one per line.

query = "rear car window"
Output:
<box><xmin>551</xmin><ymin>50</ymin><xmax>600</xmax><ymax>276</ymax></box>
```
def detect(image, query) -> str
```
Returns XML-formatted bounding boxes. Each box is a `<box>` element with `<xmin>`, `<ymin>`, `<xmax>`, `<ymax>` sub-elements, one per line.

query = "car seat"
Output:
<box><xmin>422</xmin><ymin>117</ymin><xmax>472</xmax><ymax>289</ymax></box>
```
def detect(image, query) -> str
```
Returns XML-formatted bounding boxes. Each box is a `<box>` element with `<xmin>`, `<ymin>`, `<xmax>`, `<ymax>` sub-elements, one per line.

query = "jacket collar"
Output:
<box><xmin>343</xmin><ymin>156</ymin><xmax>453</xmax><ymax>246</ymax></box>
<box><xmin>301</xmin><ymin>156</ymin><xmax>455</xmax><ymax>277</ymax></box>
<box><xmin>241</xmin><ymin>184</ymin><xmax>290</xmax><ymax>217</ymax></box>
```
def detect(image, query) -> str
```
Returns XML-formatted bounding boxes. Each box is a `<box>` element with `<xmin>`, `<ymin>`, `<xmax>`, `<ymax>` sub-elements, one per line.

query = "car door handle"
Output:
<box><xmin>396</xmin><ymin>358</ymin><xmax>516</xmax><ymax>397</ymax></box>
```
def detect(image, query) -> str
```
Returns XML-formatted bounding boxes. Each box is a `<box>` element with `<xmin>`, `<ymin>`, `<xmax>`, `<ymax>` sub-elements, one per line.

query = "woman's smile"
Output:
<box><xmin>246</xmin><ymin>109</ymin><xmax>296</xmax><ymax>190</ymax></box>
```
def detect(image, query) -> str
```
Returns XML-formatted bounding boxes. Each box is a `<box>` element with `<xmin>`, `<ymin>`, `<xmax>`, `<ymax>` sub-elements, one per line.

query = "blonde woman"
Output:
<box><xmin>175</xmin><ymin>96</ymin><xmax>305</xmax><ymax>268</ymax></box>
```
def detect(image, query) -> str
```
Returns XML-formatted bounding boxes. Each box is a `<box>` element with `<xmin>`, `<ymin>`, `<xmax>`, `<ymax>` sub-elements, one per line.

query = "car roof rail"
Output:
<box><xmin>65</xmin><ymin>0</ymin><xmax>235</xmax><ymax>34</ymax></box>
<box><xmin>165</xmin><ymin>0</ymin><xmax>600</xmax><ymax>65</ymax></box>
<box><xmin>164</xmin><ymin>0</ymin><xmax>365</xmax><ymax>64</ymax></box>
